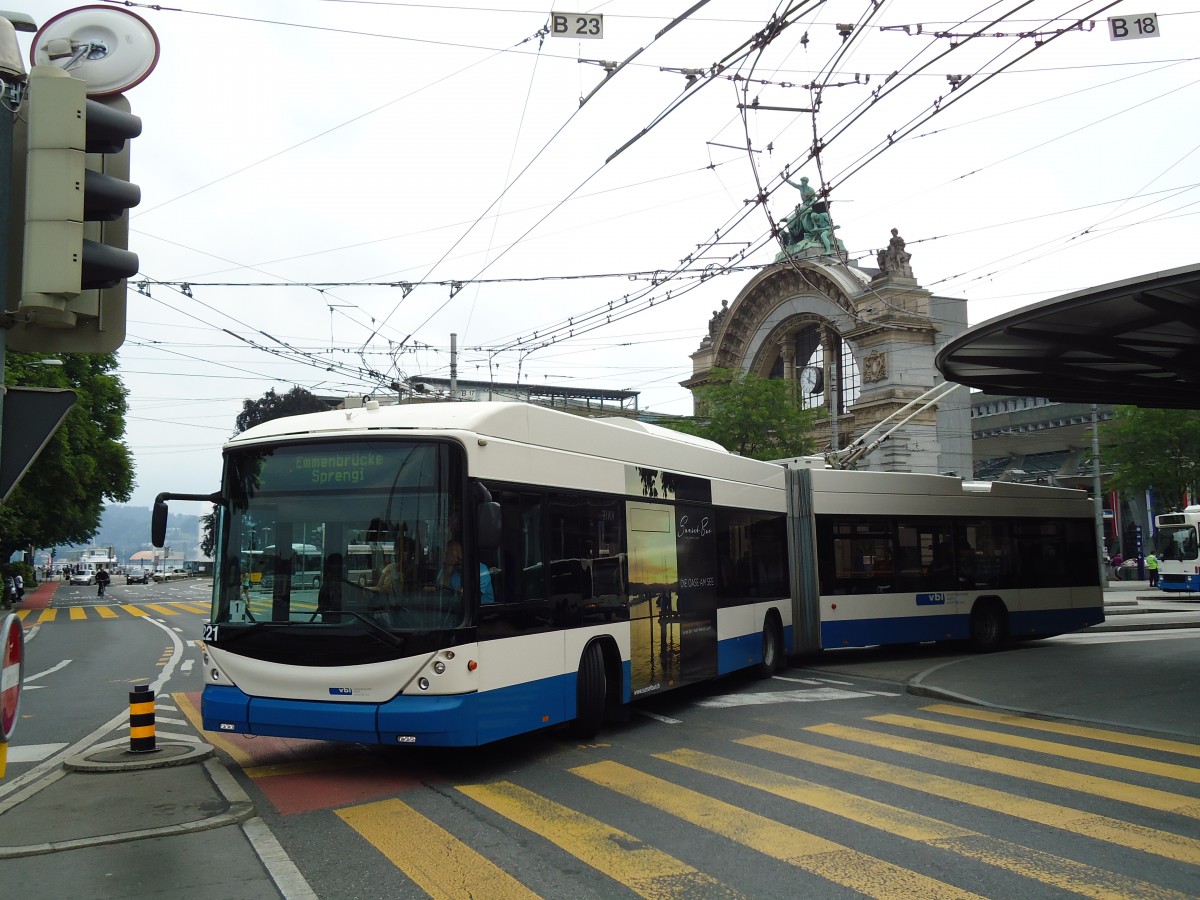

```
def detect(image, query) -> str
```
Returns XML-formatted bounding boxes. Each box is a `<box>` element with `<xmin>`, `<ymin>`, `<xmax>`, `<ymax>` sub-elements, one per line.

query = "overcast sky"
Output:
<box><xmin>12</xmin><ymin>1</ymin><xmax>1198</xmax><ymax>514</ymax></box>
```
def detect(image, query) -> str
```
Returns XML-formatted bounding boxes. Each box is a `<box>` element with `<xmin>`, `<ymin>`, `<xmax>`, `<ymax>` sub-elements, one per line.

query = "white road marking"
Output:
<box><xmin>1052</xmin><ymin>628</ymin><xmax>1200</xmax><ymax>644</ymax></box>
<box><xmin>697</xmin><ymin>686</ymin><xmax>877</xmax><ymax>708</ymax></box>
<box><xmin>4</xmin><ymin>743</ymin><xmax>68</xmax><ymax>763</ymax></box>
<box><xmin>772</xmin><ymin>675</ymin><xmax>824</xmax><ymax>685</ymax></box>
<box><xmin>634</xmin><ymin>710</ymin><xmax>683</xmax><ymax>724</ymax></box>
<box><xmin>23</xmin><ymin>659</ymin><xmax>72</xmax><ymax>683</ymax></box>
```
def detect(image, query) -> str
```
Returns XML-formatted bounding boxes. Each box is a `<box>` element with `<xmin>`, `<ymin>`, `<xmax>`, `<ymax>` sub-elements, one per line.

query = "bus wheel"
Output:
<box><xmin>757</xmin><ymin>614</ymin><xmax>784</xmax><ymax>678</ymax></box>
<box><xmin>570</xmin><ymin>642</ymin><xmax>607</xmax><ymax>739</ymax></box>
<box><xmin>970</xmin><ymin>601</ymin><xmax>1007</xmax><ymax>652</ymax></box>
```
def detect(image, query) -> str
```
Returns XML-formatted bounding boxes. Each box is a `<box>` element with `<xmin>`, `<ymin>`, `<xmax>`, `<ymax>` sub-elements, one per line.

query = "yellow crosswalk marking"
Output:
<box><xmin>338</xmin><ymin>799</ymin><xmax>539</xmax><ymax>900</ymax></box>
<box><xmin>170</xmin><ymin>603</ymin><xmax>210</xmax><ymax>614</ymax></box>
<box><xmin>744</xmin><ymin>733</ymin><xmax>1200</xmax><ymax>865</ymax></box>
<box><xmin>921</xmin><ymin>703</ymin><xmax>1200</xmax><ymax>760</ymax></box>
<box><xmin>810</xmin><ymin>722</ymin><xmax>1200</xmax><ymax>818</ymax></box>
<box><xmin>460</xmin><ymin>780</ymin><xmax>743</xmax><ymax>899</ymax></box>
<box><xmin>869</xmin><ymin>713</ymin><xmax>1200</xmax><ymax>785</ymax></box>
<box><xmin>572</xmin><ymin>761</ymin><xmax>981</xmax><ymax>900</ymax></box>
<box><xmin>22</xmin><ymin>602</ymin><xmax>211</xmax><ymax>623</ymax></box>
<box><xmin>659</xmin><ymin>748</ymin><xmax>1190</xmax><ymax>900</ymax></box>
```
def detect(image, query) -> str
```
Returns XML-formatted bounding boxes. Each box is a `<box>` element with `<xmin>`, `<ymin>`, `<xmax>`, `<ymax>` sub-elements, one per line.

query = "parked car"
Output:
<box><xmin>152</xmin><ymin>569</ymin><xmax>190</xmax><ymax>583</ymax></box>
<box><xmin>127</xmin><ymin>570</ymin><xmax>150</xmax><ymax>585</ymax></box>
<box><xmin>69</xmin><ymin>571</ymin><xmax>95</xmax><ymax>586</ymax></box>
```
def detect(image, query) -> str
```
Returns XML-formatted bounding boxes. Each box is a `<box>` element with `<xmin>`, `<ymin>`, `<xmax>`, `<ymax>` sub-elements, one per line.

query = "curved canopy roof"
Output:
<box><xmin>936</xmin><ymin>263</ymin><xmax>1200</xmax><ymax>408</ymax></box>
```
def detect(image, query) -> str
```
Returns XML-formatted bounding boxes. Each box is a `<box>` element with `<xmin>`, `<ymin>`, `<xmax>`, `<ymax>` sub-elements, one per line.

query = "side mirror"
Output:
<box><xmin>151</xmin><ymin>490</ymin><xmax>222</xmax><ymax>549</ymax></box>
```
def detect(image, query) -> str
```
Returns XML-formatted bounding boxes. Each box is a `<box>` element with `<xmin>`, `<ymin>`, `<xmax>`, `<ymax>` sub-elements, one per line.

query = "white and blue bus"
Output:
<box><xmin>154</xmin><ymin>401</ymin><xmax>1102</xmax><ymax>747</ymax></box>
<box><xmin>1153</xmin><ymin>507</ymin><xmax>1200</xmax><ymax>591</ymax></box>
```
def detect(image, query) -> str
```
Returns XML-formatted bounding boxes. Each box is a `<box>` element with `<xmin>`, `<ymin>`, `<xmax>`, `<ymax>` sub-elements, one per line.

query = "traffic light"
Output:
<box><xmin>8</xmin><ymin>64</ymin><xmax>141</xmax><ymax>352</ymax></box>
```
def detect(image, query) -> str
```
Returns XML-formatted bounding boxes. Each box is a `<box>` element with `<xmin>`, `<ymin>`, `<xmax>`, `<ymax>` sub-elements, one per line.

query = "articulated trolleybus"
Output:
<box><xmin>1153</xmin><ymin>506</ymin><xmax>1200</xmax><ymax>591</ymax></box>
<box><xmin>154</xmin><ymin>402</ymin><xmax>1102</xmax><ymax>748</ymax></box>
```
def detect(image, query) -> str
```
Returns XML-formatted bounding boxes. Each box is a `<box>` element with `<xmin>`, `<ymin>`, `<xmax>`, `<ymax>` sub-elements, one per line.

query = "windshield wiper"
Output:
<box><xmin>321</xmin><ymin>609</ymin><xmax>408</xmax><ymax>650</ymax></box>
<box><xmin>212</xmin><ymin>611</ymin><xmax>404</xmax><ymax>650</ymax></box>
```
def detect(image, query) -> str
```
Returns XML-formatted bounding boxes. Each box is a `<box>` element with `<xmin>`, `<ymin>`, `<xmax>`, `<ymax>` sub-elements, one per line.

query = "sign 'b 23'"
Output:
<box><xmin>551</xmin><ymin>12</ymin><xmax>603</xmax><ymax>39</ymax></box>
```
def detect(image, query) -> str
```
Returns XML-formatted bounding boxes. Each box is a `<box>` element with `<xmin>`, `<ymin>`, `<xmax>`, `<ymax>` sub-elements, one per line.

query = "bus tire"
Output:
<box><xmin>757</xmin><ymin>613</ymin><xmax>784</xmax><ymax>678</ymax></box>
<box><xmin>570</xmin><ymin>642</ymin><xmax>607</xmax><ymax>739</ymax></box>
<box><xmin>970</xmin><ymin>600</ymin><xmax>1007</xmax><ymax>652</ymax></box>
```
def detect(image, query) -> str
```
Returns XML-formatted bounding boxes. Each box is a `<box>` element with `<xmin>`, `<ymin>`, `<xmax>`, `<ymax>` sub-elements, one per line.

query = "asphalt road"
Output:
<box><xmin>6</xmin><ymin>584</ymin><xmax>1199</xmax><ymax>898</ymax></box>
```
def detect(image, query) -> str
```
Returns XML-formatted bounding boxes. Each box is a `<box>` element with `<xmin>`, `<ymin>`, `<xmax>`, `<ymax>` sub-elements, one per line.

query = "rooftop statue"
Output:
<box><xmin>875</xmin><ymin>228</ymin><xmax>913</xmax><ymax>279</ymax></box>
<box><xmin>776</xmin><ymin>175</ymin><xmax>845</xmax><ymax>261</ymax></box>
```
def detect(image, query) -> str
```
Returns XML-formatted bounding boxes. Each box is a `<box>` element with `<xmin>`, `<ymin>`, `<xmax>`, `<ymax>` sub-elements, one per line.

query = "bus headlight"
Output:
<box><xmin>432</xmin><ymin>661</ymin><xmax>445</xmax><ymax>675</ymax></box>
<box><xmin>418</xmin><ymin>677</ymin><xmax>430</xmax><ymax>691</ymax></box>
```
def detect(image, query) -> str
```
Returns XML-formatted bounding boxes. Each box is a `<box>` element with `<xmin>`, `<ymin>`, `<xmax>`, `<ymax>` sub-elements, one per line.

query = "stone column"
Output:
<box><xmin>779</xmin><ymin>340</ymin><xmax>796</xmax><ymax>383</ymax></box>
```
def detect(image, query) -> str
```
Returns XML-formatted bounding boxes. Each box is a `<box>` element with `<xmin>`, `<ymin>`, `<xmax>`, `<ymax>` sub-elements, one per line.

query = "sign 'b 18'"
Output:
<box><xmin>1108</xmin><ymin>14</ymin><xmax>1159</xmax><ymax>40</ymax></box>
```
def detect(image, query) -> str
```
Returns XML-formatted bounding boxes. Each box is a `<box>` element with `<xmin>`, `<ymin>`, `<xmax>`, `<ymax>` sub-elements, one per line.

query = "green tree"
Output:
<box><xmin>0</xmin><ymin>351</ymin><xmax>134</xmax><ymax>561</ymax></box>
<box><xmin>1100</xmin><ymin>406</ymin><xmax>1200</xmax><ymax>513</ymax></box>
<box><xmin>661</xmin><ymin>368</ymin><xmax>820</xmax><ymax>459</ymax></box>
<box><xmin>236</xmin><ymin>386</ymin><xmax>330</xmax><ymax>434</ymax></box>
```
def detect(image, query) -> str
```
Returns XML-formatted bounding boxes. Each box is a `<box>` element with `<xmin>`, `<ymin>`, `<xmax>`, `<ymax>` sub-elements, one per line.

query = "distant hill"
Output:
<box><xmin>56</xmin><ymin>505</ymin><xmax>203</xmax><ymax>564</ymax></box>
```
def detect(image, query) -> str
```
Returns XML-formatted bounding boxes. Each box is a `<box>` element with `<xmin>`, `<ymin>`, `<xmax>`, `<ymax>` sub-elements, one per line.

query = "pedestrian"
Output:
<box><xmin>1146</xmin><ymin>551</ymin><xmax>1159</xmax><ymax>587</ymax></box>
<box><xmin>1109</xmin><ymin>553</ymin><xmax>1123</xmax><ymax>580</ymax></box>
<box><xmin>13</xmin><ymin>572</ymin><xmax>24</xmax><ymax>605</ymax></box>
<box><xmin>96</xmin><ymin>567</ymin><xmax>111</xmax><ymax>597</ymax></box>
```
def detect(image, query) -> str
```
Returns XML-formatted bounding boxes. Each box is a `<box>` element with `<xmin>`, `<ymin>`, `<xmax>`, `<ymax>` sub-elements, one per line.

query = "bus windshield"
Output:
<box><xmin>216</xmin><ymin>439</ymin><xmax>468</xmax><ymax>630</ymax></box>
<box><xmin>1155</xmin><ymin>524</ymin><xmax>1199</xmax><ymax>561</ymax></box>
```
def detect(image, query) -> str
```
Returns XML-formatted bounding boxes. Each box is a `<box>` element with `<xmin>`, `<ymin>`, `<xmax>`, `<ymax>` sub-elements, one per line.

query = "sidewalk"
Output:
<box><xmin>0</xmin><ymin>579</ymin><xmax>315</xmax><ymax>899</ymax></box>
<box><xmin>1094</xmin><ymin>577</ymin><xmax>1200</xmax><ymax>631</ymax></box>
<box><xmin>6</xmin><ymin>575</ymin><xmax>56</xmax><ymax>612</ymax></box>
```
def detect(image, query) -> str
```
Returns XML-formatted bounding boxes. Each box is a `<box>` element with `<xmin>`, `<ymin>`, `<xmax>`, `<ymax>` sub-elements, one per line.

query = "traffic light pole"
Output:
<box><xmin>1</xmin><ymin>71</ymin><xmax>18</xmax><ymax>490</ymax></box>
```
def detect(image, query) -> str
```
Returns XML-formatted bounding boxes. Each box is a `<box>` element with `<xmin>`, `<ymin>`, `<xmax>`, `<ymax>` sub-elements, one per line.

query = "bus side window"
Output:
<box><xmin>493</xmin><ymin>490</ymin><xmax>544</xmax><ymax>605</ymax></box>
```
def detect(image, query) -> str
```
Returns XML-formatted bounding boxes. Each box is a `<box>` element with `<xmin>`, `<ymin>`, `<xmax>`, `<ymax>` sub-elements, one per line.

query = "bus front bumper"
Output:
<box><xmin>202</xmin><ymin>684</ymin><xmax>479</xmax><ymax>746</ymax></box>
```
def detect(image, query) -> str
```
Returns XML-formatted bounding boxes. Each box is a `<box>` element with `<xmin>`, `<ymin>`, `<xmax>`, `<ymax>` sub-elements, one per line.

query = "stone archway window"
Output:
<box><xmin>768</xmin><ymin>324</ymin><xmax>861</xmax><ymax>413</ymax></box>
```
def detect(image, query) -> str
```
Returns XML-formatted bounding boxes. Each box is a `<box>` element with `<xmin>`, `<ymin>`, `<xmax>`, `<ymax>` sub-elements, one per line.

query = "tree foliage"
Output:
<box><xmin>199</xmin><ymin>387</ymin><xmax>331</xmax><ymax>556</ymax></box>
<box><xmin>235</xmin><ymin>386</ymin><xmax>330</xmax><ymax>435</ymax></box>
<box><xmin>1100</xmin><ymin>406</ymin><xmax>1200</xmax><ymax>513</ymax></box>
<box><xmin>0</xmin><ymin>352</ymin><xmax>134</xmax><ymax>560</ymax></box>
<box><xmin>660</xmin><ymin>368</ymin><xmax>820</xmax><ymax>460</ymax></box>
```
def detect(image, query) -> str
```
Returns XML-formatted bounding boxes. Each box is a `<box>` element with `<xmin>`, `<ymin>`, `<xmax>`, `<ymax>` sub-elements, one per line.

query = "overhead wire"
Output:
<box><xmin>112</xmin><ymin>2</ymin><xmax>1195</xmax><ymax>410</ymax></box>
<box><xmin>361</xmin><ymin>0</ymin><xmax>720</xmax><ymax>350</ymax></box>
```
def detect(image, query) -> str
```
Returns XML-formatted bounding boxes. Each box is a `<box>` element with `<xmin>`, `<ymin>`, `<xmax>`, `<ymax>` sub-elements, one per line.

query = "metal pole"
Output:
<box><xmin>1</xmin><ymin>68</ymin><xmax>16</xmax><ymax>495</ymax></box>
<box><xmin>828</xmin><ymin>358</ymin><xmax>838</xmax><ymax>453</ymax></box>
<box><xmin>1092</xmin><ymin>405</ymin><xmax>1107</xmax><ymax>585</ymax></box>
<box><xmin>0</xmin><ymin>14</ymin><xmax>35</xmax><ymax>504</ymax></box>
<box><xmin>449</xmin><ymin>332</ymin><xmax>457</xmax><ymax>400</ymax></box>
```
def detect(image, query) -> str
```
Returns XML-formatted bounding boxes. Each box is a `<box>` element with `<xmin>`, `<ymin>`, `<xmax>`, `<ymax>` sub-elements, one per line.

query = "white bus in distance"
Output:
<box><xmin>1153</xmin><ymin>506</ymin><xmax>1200</xmax><ymax>591</ymax></box>
<box><xmin>154</xmin><ymin>401</ymin><xmax>1103</xmax><ymax>748</ymax></box>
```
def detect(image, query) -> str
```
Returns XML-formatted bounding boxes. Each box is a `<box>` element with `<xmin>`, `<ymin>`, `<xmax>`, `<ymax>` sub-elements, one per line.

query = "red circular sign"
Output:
<box><xmin>1</xmin><ymin>614</ymin><xmax>23</xmax><ymax>742</ymax></box>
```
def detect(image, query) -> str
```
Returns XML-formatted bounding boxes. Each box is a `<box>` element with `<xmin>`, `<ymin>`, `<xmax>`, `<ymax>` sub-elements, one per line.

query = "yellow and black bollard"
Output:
<box><xmin>128</xmin><ymin>683</ymin><xmax>159</xmax><ymax>754</ymax></box>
